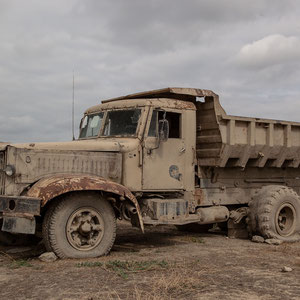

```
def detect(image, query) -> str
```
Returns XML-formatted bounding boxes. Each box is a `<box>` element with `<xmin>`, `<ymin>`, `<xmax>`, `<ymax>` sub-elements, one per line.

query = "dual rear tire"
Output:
<box><xmin>248</xmin><ymin>186</ymin><xmax>300</xmax><ymax>242</ymax></box>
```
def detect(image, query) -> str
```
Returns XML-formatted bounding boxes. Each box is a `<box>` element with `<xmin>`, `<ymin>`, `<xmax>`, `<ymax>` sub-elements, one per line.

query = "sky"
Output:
<box><xmin>1</xmin><ymin>0</ymin><xmax>300</xmax><ymax>142</ymax></box>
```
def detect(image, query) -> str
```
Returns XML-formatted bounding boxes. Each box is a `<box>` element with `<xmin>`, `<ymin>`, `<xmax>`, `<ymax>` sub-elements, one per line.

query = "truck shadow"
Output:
<box><xmin>0</xmin><ymin>222</ymin><xmax>228</xmax><ymax>258</ymax></box>
<box><xmin>112</xmin><ymin>222</ymin><xmax>227</xmax><ymax>253</ymax></box>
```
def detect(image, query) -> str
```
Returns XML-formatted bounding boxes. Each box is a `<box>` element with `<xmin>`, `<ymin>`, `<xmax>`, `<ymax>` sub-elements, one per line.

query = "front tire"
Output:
<box><xmin>42</xmin><ymin>192</ymin><xmax>116</xmax><ymax>258</ymax></box>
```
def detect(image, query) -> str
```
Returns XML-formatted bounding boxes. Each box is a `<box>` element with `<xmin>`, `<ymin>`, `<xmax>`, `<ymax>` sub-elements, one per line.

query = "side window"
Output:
<box><xmin>148</xmin><ymin>110</ymin><xmax>181</xmax><ymax>138</ymax></box>
<box><xmin>148</xmin><ymin>110</ymin><xmax>158</xmax><ymax>137</ymax></box>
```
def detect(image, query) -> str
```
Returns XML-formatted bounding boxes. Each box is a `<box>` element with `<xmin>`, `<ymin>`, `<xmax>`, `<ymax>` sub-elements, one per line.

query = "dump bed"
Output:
<box><xmin>196</xmin><ymin>97</ymin><xmax>300</xmax><ymax>168</ymax></box>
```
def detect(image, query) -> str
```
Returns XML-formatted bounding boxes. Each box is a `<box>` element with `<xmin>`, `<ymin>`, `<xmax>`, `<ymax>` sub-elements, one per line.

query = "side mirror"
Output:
<box><xmin>159</xmin><ymin>119</ymin><xmax>169</xmax><ymax>142</ymax></box>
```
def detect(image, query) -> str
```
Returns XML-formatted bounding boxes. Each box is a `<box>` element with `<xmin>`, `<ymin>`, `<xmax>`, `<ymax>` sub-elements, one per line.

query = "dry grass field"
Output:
<box><xmin>0</xmin><ymin>221</ymin><xmax>299</xmax><ymax>300</ymax></box>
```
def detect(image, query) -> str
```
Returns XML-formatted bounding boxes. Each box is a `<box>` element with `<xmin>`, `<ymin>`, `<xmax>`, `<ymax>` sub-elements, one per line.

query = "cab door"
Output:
<box><xmin>142</xmin><ymin>108</ymin><xmax>185</xmax><ymax>190</ymax></box>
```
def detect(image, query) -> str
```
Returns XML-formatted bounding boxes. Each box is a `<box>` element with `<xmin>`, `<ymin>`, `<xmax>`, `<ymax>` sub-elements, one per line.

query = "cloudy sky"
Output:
<box><xmin>1</xmin><ymin>0</ymin><xmax>300</xmax><ymax>142</ymax></box>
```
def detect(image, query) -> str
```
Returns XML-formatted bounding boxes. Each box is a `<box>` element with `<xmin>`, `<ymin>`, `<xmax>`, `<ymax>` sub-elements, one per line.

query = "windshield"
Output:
<box><xmin>79</xmin><ymin>112</ymin><xmax>104</xmax><ymax>138</ymax></box>
<box><xmin>103</xmin><ymin>109</ymin><xmax>141</xmax><ymax>137</ymax></box>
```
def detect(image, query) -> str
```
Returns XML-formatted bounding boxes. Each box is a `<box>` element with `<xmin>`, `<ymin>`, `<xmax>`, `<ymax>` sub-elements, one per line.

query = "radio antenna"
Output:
<box><xmin>72</xmin><ymin>71</ymin><xmax>75</xmax><ymax>141</ymax></box>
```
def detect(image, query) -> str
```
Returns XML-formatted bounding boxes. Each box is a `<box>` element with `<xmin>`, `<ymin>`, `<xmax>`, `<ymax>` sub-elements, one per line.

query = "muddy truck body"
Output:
<box><xmin>0</xmin><ymin>87</ymin><xmax>299</xmax><ymax>258</ymax></box>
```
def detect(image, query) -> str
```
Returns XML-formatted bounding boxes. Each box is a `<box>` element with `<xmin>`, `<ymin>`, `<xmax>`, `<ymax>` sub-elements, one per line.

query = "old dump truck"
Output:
<box><xmin>0</xmin><ymin>87</ymin><xmax>300</xmax><ymax>258</ymax></box>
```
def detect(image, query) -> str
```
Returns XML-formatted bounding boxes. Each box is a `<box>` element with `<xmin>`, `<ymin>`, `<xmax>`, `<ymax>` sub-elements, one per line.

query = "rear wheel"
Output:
<box><xmin>43</xmin><ymin>192</ymin><xmax>116</xmax><ymax>258</ymax></box>
<box><xmin>249</xmin><ymin>186</ymin><xmax>300</xmax><ymax>242</ymax></box>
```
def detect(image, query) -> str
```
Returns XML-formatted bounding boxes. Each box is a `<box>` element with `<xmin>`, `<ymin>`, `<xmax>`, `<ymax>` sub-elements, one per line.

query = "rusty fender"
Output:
<box><xmin>26</xmin><ymin>174</ymin><xmax>144</xmax><ymax>232</ymax></box>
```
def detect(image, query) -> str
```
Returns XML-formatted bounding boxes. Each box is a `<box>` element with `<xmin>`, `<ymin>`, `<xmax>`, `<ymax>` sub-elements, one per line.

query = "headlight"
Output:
<box><xmin>5</xmin><ymin>165</ymin><xmax>16</xmax><ymax>176</ymax></box>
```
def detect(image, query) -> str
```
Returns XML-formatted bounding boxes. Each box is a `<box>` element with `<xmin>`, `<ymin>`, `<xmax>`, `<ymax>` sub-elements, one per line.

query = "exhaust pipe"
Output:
<box><xmin>125</xmin><ymin>203</ymin><xmax>137</xmax><ymax>214</ymax></box>
<box><xmin>121</xmin><ymin>203</ymin><xmax>137</xmax><ymax>220</ymax></box>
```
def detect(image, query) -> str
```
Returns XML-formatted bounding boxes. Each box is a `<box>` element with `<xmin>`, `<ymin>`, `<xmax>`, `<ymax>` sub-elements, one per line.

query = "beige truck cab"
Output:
<box><xmin>0</xmin><ymin>88</ymin><xmax>299</xmax><ymax>258</ymax></box>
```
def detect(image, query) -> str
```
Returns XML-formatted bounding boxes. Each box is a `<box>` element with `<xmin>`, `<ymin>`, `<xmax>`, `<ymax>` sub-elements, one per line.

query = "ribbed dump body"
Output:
<box><xmin>196</xmin><ymin>97</ymin><xmax>223</xmax><ymax>166</ymax></box>
<box><xmin>196</xmin><ymin>96</ymin><xmax>300</xmax><ymax>168</ymax></box>
<box><xmin>0</xmin><ymin>151</ymin><xmax>5</xmax><ymax>194</ymax></box>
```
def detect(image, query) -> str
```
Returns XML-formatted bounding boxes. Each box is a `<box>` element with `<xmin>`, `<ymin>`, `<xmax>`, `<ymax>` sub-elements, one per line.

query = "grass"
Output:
<box><xmin>190</xmin><ymin>237</ymin><xmax>205</xmax><ymax>243</ymax></box>
<box><xmin>9</xmin><ymin>259</ymin><xmax>33</xmax><ymax>269</ymax></box>
<box><xmin>106</xmin><ymin>259</ymin><xmax>169</xmax><ymax>279</ymax></box>
<box><xmin>75</xmin><ymin>261</ymin><xmax>103</xmax><ymax>268</ymax></box>
<box><xmin>153</xmin><ymin>267</ymin><xmax>201</xmax><ymax>292</ymax></box>
<box><xmin>104</xmin><ymin>266</ymin><xmax>203</xmax><ymax>299</ymax></box>
<box><xmin>177</xmin><ymin>235</ymin><xmax>205</xmax><ymax>244</ymax></box>
<box><xmin>75</xmin><ymin>259</ymin><xmax>169</xmax><ymax>279</ymax></box>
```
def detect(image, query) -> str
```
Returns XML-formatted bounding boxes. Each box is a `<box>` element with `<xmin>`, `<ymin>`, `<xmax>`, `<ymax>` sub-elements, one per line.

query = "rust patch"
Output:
<box><xmin>3</xmin><ymin>212</ymin><xmax>35</xmax><ymax>220</ymax></box>
<box><xmin>194</xmin><ymin>188</ymin><xmax>205</xmax><ymax>205</ymax></box>
<box><xmin>172</xmin><ymin>100</ymin><xmax>196</xmax><ymax>110</ymax></box>
<box><xmin>26</xmin><ymin>174</ymin><xmax>144</xmax><ymax>231</ymax></box>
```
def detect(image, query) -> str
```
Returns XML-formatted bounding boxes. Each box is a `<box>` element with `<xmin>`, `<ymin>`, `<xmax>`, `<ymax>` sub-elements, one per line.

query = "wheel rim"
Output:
<box><xmin>66</xmin><ymin>207</ymin><xmax>104</xmax><ymax>251</ymax></box>
<box><xmin>275</xmin><ymin>203</ymin><xmax>296</xmax><ymax>237</ymax></box>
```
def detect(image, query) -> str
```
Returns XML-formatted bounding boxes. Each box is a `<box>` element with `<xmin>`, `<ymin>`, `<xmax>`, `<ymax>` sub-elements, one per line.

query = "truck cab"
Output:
<box><xmin>79</xmin><ymin>95</ymin><xmax>196</xmax><ymax>196</ymax></box>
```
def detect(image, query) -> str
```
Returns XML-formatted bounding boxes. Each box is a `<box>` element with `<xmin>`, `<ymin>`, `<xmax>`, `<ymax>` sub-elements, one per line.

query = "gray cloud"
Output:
<box><xmin>0</xmin><ymin>0</ymin><xmax>300</xmax><ymax>142</ymax></box>
<box><xmin>236</xmin><ymin>34</ymin><xmax>300</xmax><ymax>69</ymax></box>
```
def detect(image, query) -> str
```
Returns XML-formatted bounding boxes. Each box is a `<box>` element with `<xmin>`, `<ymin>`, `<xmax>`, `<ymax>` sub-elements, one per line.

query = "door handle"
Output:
<box><xmin>180</xmin><ymin>147</ymin><xmax>186</xmax><ymax>154</ymax></box>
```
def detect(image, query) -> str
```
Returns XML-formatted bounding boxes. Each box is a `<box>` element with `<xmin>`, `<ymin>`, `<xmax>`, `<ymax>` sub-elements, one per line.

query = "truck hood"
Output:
<box><xmin>3</xmin><ymin>138</ymin><xmax>139</xmax><ymax>153</ymax></box>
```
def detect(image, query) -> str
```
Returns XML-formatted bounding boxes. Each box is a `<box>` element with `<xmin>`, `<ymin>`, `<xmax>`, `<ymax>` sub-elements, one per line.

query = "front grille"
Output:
<box><xmin>0</xmin><ymin>151</ymin><xmax>5</xmax><ymax>195</ymax></box>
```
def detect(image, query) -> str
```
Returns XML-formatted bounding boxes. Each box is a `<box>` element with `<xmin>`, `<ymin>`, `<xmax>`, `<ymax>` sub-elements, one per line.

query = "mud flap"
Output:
<box><xmin>2</xmin><ymin>216</ymin><xmax>36</xmax><ymax>234</ymax></box>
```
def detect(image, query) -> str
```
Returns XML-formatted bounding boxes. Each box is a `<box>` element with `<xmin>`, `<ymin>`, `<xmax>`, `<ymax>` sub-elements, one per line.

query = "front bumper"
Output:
<box><xmin>0</xmin><ymin>196</ymin><xmax>41</xmax><ymax>234</ymax></box>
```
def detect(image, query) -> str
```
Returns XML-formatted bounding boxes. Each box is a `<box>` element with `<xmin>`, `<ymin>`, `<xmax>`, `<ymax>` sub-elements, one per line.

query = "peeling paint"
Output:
<box><xmin>26</xmin><ymin>174</ymin><xmax>144</xmax><ymax>232</ymax></box>
<box><xmin>169</xmin><ymin>165</ymin><xmax>181</xmax><ymax>181</ymax></box>
<box><xmin>194</xmin><ymin>188</ymin><xmax>206</xmax><ymax>205</ymax></box>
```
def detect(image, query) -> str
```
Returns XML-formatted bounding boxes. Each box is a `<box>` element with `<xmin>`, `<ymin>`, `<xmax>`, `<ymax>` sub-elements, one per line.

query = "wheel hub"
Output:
<box><xmin>275</xmin><ymin>203</ymin><xmax>296</xmax><ymax>237</ymax></box>
<box><xmin>66</xmin><ymin>207</ymin><xmax>104</xmax><ymax>251</ymax></box>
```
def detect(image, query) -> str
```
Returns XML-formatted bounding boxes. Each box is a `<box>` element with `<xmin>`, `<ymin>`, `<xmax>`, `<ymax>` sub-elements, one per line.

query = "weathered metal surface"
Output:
<box><xmin>143</xmin><ymin>198</ymin><xmax>188</xmax><ymax>222</ymax></box>
<box><xmin>0</xmin><ymin>143</ymin><xmax>8</xmax><ymax>151</ymax></box>
<box><xmin>11</xmin><ymin>148</ymin><xmax>122</xmax><ymax>184</ymax></box>
<box><xmin>101</xmin><ymin>87</ymin><xmax>218</xmax><ymax>103</ymax></box>
<box><xmin>196</xmin><ymin>206</ymin><xmax>229</xmax><ymax>224</ymax></box>
<box><xmin>85</xmin><ymin>98</ymin><xmax>196</xmax><ymax>115</ymax></box>
<box><xmin>142</xmin><ymin>138</ymin><xmax>186</xmax><ymax>190</ymax></box>
<box><xmin>196</xmin><ymin>94</ymin><xmax>300</xmax><ymax>168</ymax></box>
<box><xmin>0</xmin><ymin>151</ymin><xmax>5</xmax><ymax>195</ymax></box>
<box><xmin>0</xmin><ymin>195</ymin><xmax>41</xmax><ymax>215</ymax></box>
<box><xmin>230</xmin><ymin>207</ymin><xmax>249</xmax><ymax>224</ymax></box>
<box><xmin>194</xmin><ymin>188</ymin><xmax>206</xmax><ymax>205</ymax></box>
<box><xmin>11</xmin><ymin>139</ymin><xmax>122</xmax><ymax>152</ymax></box>
<box><xmin>26</xmin><ymin>174</ymin><xmax>144</xmax><ymax>231</ymax></box>
<box><xmin>2</xmin><ymin>215</ymin><xmax>36</xmax><ymax>234</ymax></box>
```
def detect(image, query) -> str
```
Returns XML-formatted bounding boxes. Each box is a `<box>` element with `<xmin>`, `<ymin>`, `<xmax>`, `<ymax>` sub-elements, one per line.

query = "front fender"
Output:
<box><xmin>26</xmin><ymin>174</ymin><xmax>144</xmax><ymax>231</ymax></box>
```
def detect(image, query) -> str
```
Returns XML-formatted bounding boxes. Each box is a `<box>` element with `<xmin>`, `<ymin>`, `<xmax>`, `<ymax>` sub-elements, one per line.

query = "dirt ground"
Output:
<box><xmin>0</xmin><ymin>221</ymin><xmax>299</xmax><ymax>300</ymax></box>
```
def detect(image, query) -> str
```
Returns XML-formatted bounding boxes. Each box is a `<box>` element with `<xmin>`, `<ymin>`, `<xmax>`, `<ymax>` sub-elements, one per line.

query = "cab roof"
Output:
<box><xmin>101</xmin><ymin>87</ymin><xmax>218</xmax><ymax>103</ymax></box>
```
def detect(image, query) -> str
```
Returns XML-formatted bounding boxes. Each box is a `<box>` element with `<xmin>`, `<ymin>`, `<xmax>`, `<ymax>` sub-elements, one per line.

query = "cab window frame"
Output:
<box><xmin>146</xmin><ymin>108</ymin><xmax>182</xmax><ymax>139</ymax></box>
<box><xmin>78</xmin><ymin>111</ymin><xmax>105</xmax><ymax>140</ymax></box>
<box><xmin>100</xmin><ymin>108</ymin><xmax>143</xmax><ymax>138</ymax></box>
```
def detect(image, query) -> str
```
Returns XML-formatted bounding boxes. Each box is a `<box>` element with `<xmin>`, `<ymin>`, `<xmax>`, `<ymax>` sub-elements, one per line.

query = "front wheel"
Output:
<box><xmin>42</xmin><ymin>192</ymin><xmax>116</xmax><ymax>258</ymax></box>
